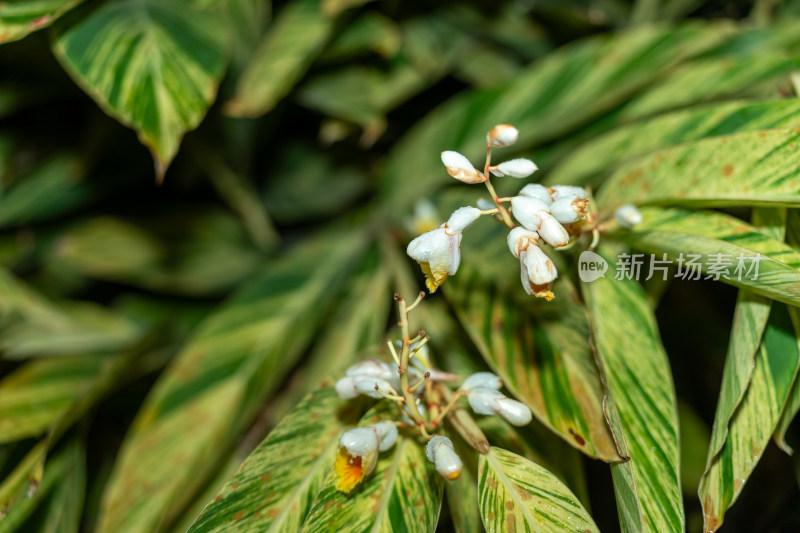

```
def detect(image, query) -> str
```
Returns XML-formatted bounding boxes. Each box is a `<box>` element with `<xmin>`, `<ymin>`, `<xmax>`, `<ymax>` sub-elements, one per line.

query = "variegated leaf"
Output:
<box><xmin>448</xmin><ymin>271</ymin><xmax>622</xmax><ymax>462</ymax></box>
<box><xmin>478</xmin><ymin>447</ymin><xmax>598</xmax><ymax>533</ymax></box>
<box><xmin>547</xmin><ymin>99</ymin><xmax>800</xmax><ymax>187</ymax></box>
<box><xmin>596</xmin><ymin>129</ymin><xmax>800</xmax><ymax>209</ymax></box>
<box><xmin>0</xmin><ymin>0</ymin><xmax>83</xmax><ymax>44</ymax></box>
<box><xmin>774</xmin><ymin>209</ymin><xmax>800</xmax><ymax>452</ymax></box>
<box><xmin>188</xmin><ymin>387</ymin><xmax>361</xmax><ymax>532</ymax></box>
<box><xmin>699</xmin><ymin>303</ymin><xmax>800</xmax><ymax>532</ymax></box>
<box><xmin>52</xmin><ymin>0</ymin><xmax>229</xmax><ymax>178</ymax></box>
<box><xmin>702</xmin><ymin>208</ymin><xmax>784</xmax><ymax>482</ymax></box>
<box><xmin>612</xmin><ymin>207</ymin><xmax>800</xmax><ymax>307</ymax></box>
<box><xmin>383</xmin><ymin>23</ymin><xmax>728</xmax><ymax>212</ymax></box>
<box><xmin>582</xmin><ymin>252</ymin><xmax>683</xmax><ymax>533</ymax></box>
<box><xmin>225</xmin><ymin>0</ymin><xmax>334</xmax><ymax>117</ymax></box>
<box><xmin>97</xmin><ymin>230</ymin><xmax>366</xmax><ymax>533</ymax></box>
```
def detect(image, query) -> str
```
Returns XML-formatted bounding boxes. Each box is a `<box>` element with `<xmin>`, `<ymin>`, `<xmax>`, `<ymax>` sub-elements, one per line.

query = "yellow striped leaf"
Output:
<box><xmin>225</xmin><ymin>0</ymin><xmax>334</xmax><ymax>117</ymax></box>
<box><xmin>0</xmin><ymin>0</ymin><xmax>82</xmax><ymax>44</ymax></box>
<box><xmin>775</xmin><ymin>210</ymin><xmax>800</xmax><ymax>452</ymax></box>
<box><xmin>96</xmin><ymin>230</ymin><xmax>365</xmax><ymax>533</ymax></box>
<box><xmin>188</xmin><ymin>387</ymin><xmax>361</xmax><ymax>533</ymax></box>
<box><xmin>52</xmin><ymin>0</ymin><xmax>229</xmax><ymax>178</ymax></box>
<box><xmin>0</xmin><ymin>355</ymin><xmax>105</xmax><ymax>444</ymax></box>
<box><xmin>478</xmin><ymin>446</ymin><xmax>598</xmax><ymax>533</ymax></box>
<box><xmin>612</xmin><ymin>207</ymin><xmax>800</xmax><ymax>307</ymax></box>
<box><xmin>448</xmin><ymin>271</ymin><xmax>623</xmax><ymax>462</ymax></box>
<box><xmin>699</xmin><ymin>303</ymin><xmax>800</xmax><ymax>532</ymax></box>
<box><xmin>596</xmin><ymin>128</ymin><xmax>800</xmax><ymax>209</ymax></box>
<box><xmin>382</xmin><ymin>23</ymin><xmax>728</xmax><ymax>213</ymax></box>
<box><xmin>702</xmin><ymin>208</ymin><xmax>784</xmax><ymax>485</ymax></box>
<box><xmin>547</xmin><ymin>99</ymin><xmax>800</xmax><ymax>187</ymax></box>
<box><xmin>582</xmin><ymin>254</ymin><xmax>683</xmax><ymax>533</ymax></box>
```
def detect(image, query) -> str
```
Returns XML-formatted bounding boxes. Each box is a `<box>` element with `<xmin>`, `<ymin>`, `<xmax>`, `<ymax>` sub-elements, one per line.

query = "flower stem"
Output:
<box><xmin>395</xmin><ymin>294</ymin><xmax>427</xmax><ymax>427</ymax></box>
<box><xmin>483</xmin><ymin>145</ymin><xmax>515</xmax><ymax>228</ymax></box>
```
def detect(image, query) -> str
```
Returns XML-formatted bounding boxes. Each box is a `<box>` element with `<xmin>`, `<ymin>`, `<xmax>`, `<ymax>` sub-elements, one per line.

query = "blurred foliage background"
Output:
<box><xmin>1</xmin><ymin>0</ymin><xmax>800</xmax><ymax>531</ymax></box>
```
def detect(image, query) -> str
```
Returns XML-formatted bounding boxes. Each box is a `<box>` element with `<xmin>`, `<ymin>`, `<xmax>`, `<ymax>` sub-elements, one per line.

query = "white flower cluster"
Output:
<box><xmin>406</xmin><ymin>123</ymin><xmax>591</xmax><ymax>301</ymax></box>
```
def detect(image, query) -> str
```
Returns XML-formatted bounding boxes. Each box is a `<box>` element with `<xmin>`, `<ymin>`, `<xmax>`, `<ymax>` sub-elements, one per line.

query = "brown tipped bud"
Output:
<box><xmin>486</xmin><ymin>124</ymin><xmax>519</xmax><ymax>147</ymax></box>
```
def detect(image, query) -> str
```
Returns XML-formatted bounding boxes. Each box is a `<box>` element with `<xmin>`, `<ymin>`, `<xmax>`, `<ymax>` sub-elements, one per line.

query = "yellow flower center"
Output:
<box><xmin>419</xmin><ymin>261</ymin><xmax>448</xmax><ymax>293</ymax></box>
<box><xmin>334</xmin><ymin>448</ymin><xmax>365</xmax><ymax>493</ymax></box>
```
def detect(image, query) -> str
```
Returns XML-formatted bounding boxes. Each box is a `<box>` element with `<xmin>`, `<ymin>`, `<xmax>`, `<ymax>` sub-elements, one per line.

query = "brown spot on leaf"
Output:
<box><xmin>722</xmin><ymin>164</ymin><xmax>733</xmax><ymax>177</ymax></box>
<box><xmin>260</xmin><ymin>473</ymin><xmax>271</xmax><ymax>482</ymax></box>
<box><xmin>506</xmin><ymin>513</ymin><xmax>517</xmax><ymax>533</ymax></box>
<box><xmin>214</xmin><ymin>494</ymin><xmax>222</xmax><ymax>502</ymax></box>
<box><xmin>231</xmin><ymin>482</ymin><xmax>239</xmax><ymax>490</ymax></box>
<box><xmin>505</xmin><ymin>500</ymin><xmax>514</xmax><ymax>510</ymax></box>
<box><xmin>232</xmin><ymin>510</ymin><xmax>245</xmax><ymax>521</ymax></box>
<box><xmin>568</xmin><ymin>428</ymin><xmax>586</xmax><ymax>446</ymax></box>
<box><xmin>488</xmin><ymin>511</ymin><xmax>495</xmax><ymax>521</ymax></box>
<box><xmin>515</xmin><ymin>486</ymin><xmax>532</xmax><ymax>501</ymax></box>
<box><xmin>487</xmin><ymin>478</ymin><xmax>498</xmax><ymax>489</ymax></box>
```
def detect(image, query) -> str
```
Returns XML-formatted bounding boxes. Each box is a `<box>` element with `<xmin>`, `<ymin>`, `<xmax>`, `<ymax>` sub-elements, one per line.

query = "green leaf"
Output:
<box><xmin>698</xmin><ymin>303</ymin><xmax>800</xmax><ymax>532</ymax></box>
<box><xmin>301</xmin><ymin>422</ymin><xmax>443</xmax><ymax>532</ymax></box>
<box><xmin>0</xmin><ymin>268</ymin><xmax>142</xmax><ymax>359</ymax></box>
<box><xmin>774</xmin><ymin>210</ymin><xmax>800</xmax><ymax>453</ymax></box>
<box><xmin>546</xmin><ymin>99</ymin><xmax>800</xmax><ymax>187</ymax></box>
<box><xmin>478</xmin><ymin>446</ymin><xmax>598</xmax><ymax>533</ymax></box>
<box><xmin>52</xmin><ymin>0</ymin><xmax>229</xmax><ymax>178</ymax></box>
<box><xmin>447</xmin><ymin>271</ymin><xmax>623</xmax><ymax>462</ymax></box>
<box><xmin>582</xmin><ymin>254</ymin><xmax>683</xmax><ymax>533</ymax></box>
<box><xmin>0</xmin><ymin>355</ymin><xmax>105</xmax><ymax>444</ymax></box>
<box><xmin>96</xmin><ymin>230</ymin><xmax>365</xmax><ymax>533</ymax></box>
<box><xmin>188</xmin><ymin>387</ymin><xmax>360</xmax><ymax>532</ymax></box>
<box><xmin>611</xmin><ymin>207</ymin><xmax>800</xmax><ymax>307</ymax></box>
<box><xmin>0</xmin><ymin>154</ymin><xmax>91</xmax><ymax>229</ymax></box>
<box><xmin>225</xmin><ymin>0</ymin><xmax>334</xmax><ymax>118</ymax></box>
<box><xmin>0</xmin><ymin>0</ymin><xmax>83</xmax><ymax>45</ymax></box>
<box><xmin>0</xmin><ymin>438</ymin><xmax>84</xmax><ymax>530</ymax></box>
<box><xmin>701</xmin><ymin>208</ymin><xmax>784</xmax><ymax>490</ymax></box>
<box><xmin>615</xmin><ymin>54</ymin><xmax>799</xmax><ymax>122</ymax></box>
<box><xmin>596</xmin><ymin>128</ymin><xmax>800</xmax><ymax>209</ymax></box>
<box><xmin>382</xmin><ymin>23</ymin><xmax>730</xmax><ymax>212</ymax></box>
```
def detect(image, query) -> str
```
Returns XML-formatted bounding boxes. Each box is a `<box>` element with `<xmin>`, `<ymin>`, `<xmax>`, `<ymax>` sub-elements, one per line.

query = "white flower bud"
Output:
<box><xmin>487</xmin><ymin>124</ymin><xmax>519</xmax><ymax>147</ymax></box>
<box><xmin>446</xmin><ymin>206</ymin><xmax>482</xmax><ymax>233</ymax></box>
<box><xmin>335</xmin><ymin>376</ymin><xmax>361</xmax><ymax>399</ymax></box>
<box><xmin>550</xmin><ymin>185</ymin><xmax>586</xmax><ymax>201</ymax></box>
<box><xmin>550</xmin><ymin>195</ymin><xmax>589</xmax><ymax>224</ymax></box>
<box><xmin>518</xmin><ymin>184</ymin><xmax>552</xmax><ymax>205</ymax></box>
<box><xmin>494</xmin><ymin>397</ymin><xmax>533</xmax><ymax>426</ymax></box>
<box><xmin>346</xmin><ymin>359</ymin><xmax>394</xmax><ymax>381</ymax></box>
<box><xmin>441</xmin><ymin>151</ymin><xmax>484</xmax><ymax>184</ymax></box>
<box><xmin>460</xmin><ymin>372</ymin><xmax>503</xmax><ymax>391</ymax></box>
<box><xmin>492</xmin><ymin>158</ymin><xmax>538</xmax><ymax>178</ymax></box>
<box><xmin>426</xmin><ymin>436</ymin><xmax>463</xmax><ymax>480</ymax></box>
<box><xmin>373</xmin><ymin>421</ymin><xmax>398</xmax><ymax>451</ymax></box>
<box><xmin>615</xmin><ymin>204</ymin><xmax>643</xmax><ymax>228</ymax></box>
<box><xmin>340</xmin><ymin>427</ymin><xmax>379</xmax><ymax>457</ymax></box>
<box><xmin>522</xmin><ymin>245</ymin><xmax>557</xmax><ymax>285</ymax></box>
<box><xmin>476</xmin><ymin>198</ymin><xmax>495</xmax><ymax>210</ymax></box>
<box><xmin>538</xmin><ymin>215</ymin><xmax>570</xmax><ymax>248</ymax></box>
<box><xmin>507</xmin><ymin>227</ymin><xmax>538</xmax><ymax>258</ymax></box>
<box><xmin>466</xmin><ymin>388</ymin><xmax>532</xmax><ymax>426</ymax></box>
<box><xmin>355</xmin><ymin>377</ymin><xmax>395</xmax><ymax>399</ymax></box>
<box><xmin>467</xmin><ymin>387</ymin><xmax>506</xmax><ymax>415</ymax></box>
<box><xmin>510</xmin><ymin>196</ymin><xmax>549</xmax><ymax>232</ymax></box>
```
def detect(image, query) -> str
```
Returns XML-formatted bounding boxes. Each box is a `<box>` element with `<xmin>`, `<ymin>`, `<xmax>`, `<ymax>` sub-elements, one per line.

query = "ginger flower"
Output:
<box><xmin>510</xmin><ymin>196</ymin><xmax>569</xmax><ymax>248</ymax></box>
<box><xmin>335</xmin><ymin>422</ymin><xmax>398</xmax><ymax>493</ymax></box>
<box><xmin>407</xmin><ymin>206</ymin><xmax>481</xmax><ymax>292</ymax></box>
<box><xmin>507</xmin><ymin>227</ymin><xmax>557</xmax><ymax>301</ymax></box>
